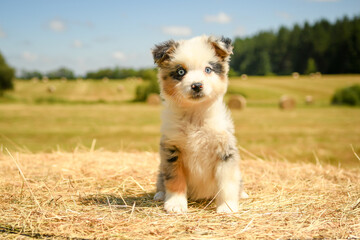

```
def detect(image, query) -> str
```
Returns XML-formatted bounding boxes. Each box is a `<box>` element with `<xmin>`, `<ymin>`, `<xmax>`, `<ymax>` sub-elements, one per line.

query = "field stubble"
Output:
<box><xmin>0</xmin><ymin>149</ymin><xmax>359</xmax><ymax>239</ymax></box>
<box><xmin>0</xmin><ymin>75</ymin><xmax>360</xmax><ymax>238</ymax></box>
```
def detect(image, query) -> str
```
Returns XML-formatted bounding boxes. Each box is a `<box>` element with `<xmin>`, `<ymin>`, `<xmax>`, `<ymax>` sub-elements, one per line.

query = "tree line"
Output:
<box><xmin>20</xmin><ymin>67</ymin><xmax>157</xmax><ymax>81</ymax></box>
<box><xmin>231</xmin><ymin>15</ymin><xmax>360</xmax><ymax>75</ymax></box>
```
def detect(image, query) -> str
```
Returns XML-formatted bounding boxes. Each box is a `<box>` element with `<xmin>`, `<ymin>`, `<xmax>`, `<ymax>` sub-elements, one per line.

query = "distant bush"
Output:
<box><xmin>47</xmin><ymin>67</ymin><xmax>75</xmax><ymax>80</ymax></box>
<box><xmin>331</xmin><ymin>84</ymin><xmax>360</xmax><ymax>106</ymax></box>
<box><xmin>20</xmin><ymin>70</ymin><xmax>43</xmax><ymax>80</ymax></box>
<box><xmin>86</xmin><ymin>67</ymin><xmax>158</xmax><ymax>80</ymax></box>
<box><xmin>134</xmin><ymin>76</ymin><xmax>160</xmax><ymax>102</ymax></box>
<box><xmin>0</xmin><ymin>51</ymin><xmax>15</xmax><ymax>94</ymax></box>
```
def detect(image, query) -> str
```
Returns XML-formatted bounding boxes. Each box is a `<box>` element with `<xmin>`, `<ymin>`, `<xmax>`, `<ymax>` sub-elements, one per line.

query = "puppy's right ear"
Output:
<box><xmin>152</xmin><ymin>40</ymin><xmax>178</xmax><ymax>66</ymax></box>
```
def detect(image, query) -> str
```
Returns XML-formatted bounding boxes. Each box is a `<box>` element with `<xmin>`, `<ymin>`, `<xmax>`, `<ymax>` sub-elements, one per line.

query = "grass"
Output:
<box><xmin>1</xmin><ymin>104</ymin><xmax>359</xmax><ymax>167</ymax></box>
<box><xmin>228</xmin><ymin>74</ymin><xmax>360</xmax><ymax>107</ymax></box>
<box><xmin>0</xmin><ymin>149</ymin><xmax>359</xmax><ymax>239</ymax></box>
<box><xmin>1</xmin><ymin>78</ymin><xmax>141</xmax><ymax>104</ymax></box>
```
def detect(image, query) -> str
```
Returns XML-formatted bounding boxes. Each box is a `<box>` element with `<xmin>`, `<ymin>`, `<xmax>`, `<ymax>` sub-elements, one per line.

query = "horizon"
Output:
<box><xmin>0</xmin><ymin>0</ymin><xmax>359</xmax><ymax>76</ymax></box>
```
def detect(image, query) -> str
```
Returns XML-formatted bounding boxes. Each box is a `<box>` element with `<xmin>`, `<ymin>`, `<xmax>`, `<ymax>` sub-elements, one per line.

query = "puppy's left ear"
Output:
<box><xmin>209</xmin><ymin>36</ymin><xmax>233</xmax><ymax>61</ymax></box>
<box><xmin>152</xmin><ymin>40</ymin><xmax>178</xmax><ymax>66</ymax></box>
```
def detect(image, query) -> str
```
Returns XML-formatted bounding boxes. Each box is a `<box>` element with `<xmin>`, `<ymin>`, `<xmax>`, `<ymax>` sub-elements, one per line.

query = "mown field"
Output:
<box><xmin>0</xmin><ymin>151</ymin><xmax>359</xmax><ymax>239</ymax></box>
<box><xmin>1</xmin><ymin>75</ymin><xmax>360</xmax><ymax>167</ymax></box>
<box><xmin>0</xmin><ymin>75</ymin><xmax>360</xmax><ymax>239</ymax></box>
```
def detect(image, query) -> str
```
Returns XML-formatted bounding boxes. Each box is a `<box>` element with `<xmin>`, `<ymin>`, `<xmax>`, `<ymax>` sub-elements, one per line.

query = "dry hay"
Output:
<box><xmin>31</xmin><ymin>77</ymin><xmax>39</xmax><ymax>83</ymax></box>
<box><xmin>279</xmin><ymin>95</ymin><xmax>296</xmax><ymax>110</ymax></box>
<box><xmin>146</xmin><ymin>94</ymin><xmax>162</xmax><ymax>105</ymax></box>
<box><xmin>305</xmin><ymin>95</ymin><xmax>314</xmax><ymax>105</ymax></box>
<box><xmin>117</xmin><ymin>84</ymin><xmax>125</xmax><ymax>93</ymax></box>
<box><xmin>46</xmin><ymin>85</ymin><xmax>56</xmax><ymax>93</ymax></box>
<box><xmin>292</xmin><ymin>72</ymin><xmax>300</xmax><ymax>79</ymax></box>
<box><xmin>42</xmin><ymin>76</ymin><xmax>49</xmax><ymax>83</ymax></box>
<box><xmin>241</xmin><ymin>74</ymin><xmax>248</xmax><ymax>80</ymax></box>
<box><xmin>315</xmin><ymin>72</ymin><xmax>322</xmax><ymax>78</ymax></box>
<box><xmin>102</xmin><ymin>77</ymin><xmax>109</xmax><ymax>82</ymax></box>
<box><xmin>228</xmin><ymin>95</ymin><xmax>247</xmax><ymax>110</ymax></box>
<box><xmin>0</xmin><ymin>149</ymin><xmax>359</xmax><ymax>239</ymax></box>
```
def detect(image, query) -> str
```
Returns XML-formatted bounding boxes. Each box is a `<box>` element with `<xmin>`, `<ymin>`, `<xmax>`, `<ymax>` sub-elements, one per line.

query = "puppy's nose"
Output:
<box><xmin>191</xmin><ymin>83</ymin><xmax>203</xmax><ymax>93</ymax></box>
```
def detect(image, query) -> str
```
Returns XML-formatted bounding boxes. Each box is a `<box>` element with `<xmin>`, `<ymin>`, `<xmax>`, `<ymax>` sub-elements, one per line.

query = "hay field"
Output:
<box><xmin>1</xmin><ymin>104</ymin><xmax>360</xmax><ymax>167</ymax></box>
<box><xmin>0</xmin><ymin>149</ymin><xmax>359</xmax><ymax>239</ymax></box>
<box><xmin>228</xmin><ymin>74</ymin><xmax>360</xmax><ymax>106</ymax></box>
<box><xmin>0</xmin><ymin>75</ymin><xmax>360</xmax><ymax>238</ymax></box>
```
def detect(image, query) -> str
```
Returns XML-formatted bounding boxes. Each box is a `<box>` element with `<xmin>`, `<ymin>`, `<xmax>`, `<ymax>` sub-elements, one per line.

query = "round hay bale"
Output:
<box><xmin>147</xmin><ymin>93</ymin><xmax>161</xmax><ymax>105</ymax></box>
<box><xmin>315</xmin><ymin>72</ymin><xmax>322</xmax><ymax>78</ymax></box>
<box><xmin>31</xmin><ymin>77</ymin><xmax>39</xmax><ymax>83</ymax></box>
<box><xmin>309</xmin><ymin>73</ymin><xmax>315</xmax><ymax>79</ymax></box>
<box><xmin>47</xmin><ymin>85</ymin><xmax>56</xmax><ymax>93</ymax></box>
<box><xmin>292</xmin><ymin>72</ymin><xmax>299</xmax><ymax>79</ymax></box>
<box><xmin>42</xmin><ymin>76</ymin><xmax>49</xmax><ymax>83</ymax></box>
<box><xmin>279</xmin><ymin>95</ymin><xmax>296</xmax><ymax>110</ymax></box>
<box><xmin>305</xmin><ymin>95</ymin><xmax>314</xmax><ymax>105</ymax></box>
<box><xmin>77</xmin><ymin>78</ymin><xmax>83</xmax><ymax>82</ymax></box>
<box><xmin>60</xmin><ymin>77</ymin><xmax>67</xmax><ymax>82</ymax></box>
<box><xmin>228</xmin><ymin>95</ymin><xmax>247</xmax><ymax>110</ymax></box>
<box><xmin>241</xmin><ymin>74</ymin><xmax>248</xmax><ymax>80</ymax></box>
<box><xmin>117</xmin><ymin>84</ymin><xmax>125</xmax><ymax>93</ymax></box>
<box><xmin>102</xmin><ymin>77</ymin><xmax>109</xmax><ymax>82</ymax></box>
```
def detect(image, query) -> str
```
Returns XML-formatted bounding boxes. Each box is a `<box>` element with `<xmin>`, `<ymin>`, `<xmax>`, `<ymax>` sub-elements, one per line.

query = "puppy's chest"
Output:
<box><xmin>173</xmin><ymin>120</ymin><xmax>228</xmax><ymax>165</ymax></box>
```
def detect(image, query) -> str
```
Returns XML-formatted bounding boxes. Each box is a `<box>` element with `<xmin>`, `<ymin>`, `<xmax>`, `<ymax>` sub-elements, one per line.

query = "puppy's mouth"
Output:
<box><xmin>190</xmin><ymin>92</ymin><xmax>205</xmax><ymax>100</ymax></box>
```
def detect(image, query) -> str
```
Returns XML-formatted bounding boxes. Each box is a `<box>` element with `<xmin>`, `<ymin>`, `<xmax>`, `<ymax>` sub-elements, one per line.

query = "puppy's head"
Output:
<box><xmin>152</xmin><ymin>35</ymin><xmax>232</xmax><ymax>107</ymax></box>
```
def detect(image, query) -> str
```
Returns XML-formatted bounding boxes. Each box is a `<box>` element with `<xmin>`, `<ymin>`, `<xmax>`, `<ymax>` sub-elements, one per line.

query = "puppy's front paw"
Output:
<box><xmin>240</xmin><ymin>191</ymin><xmax>249</xmax><ymax>199</ymax></box>
<box><xmin>154</xmin><ymin>191</ymin><xmax>165</xmax><ymax>201</ymax></box>
<box><xmin>164</xmin><ymin>193</ymin><xmax>188</xmax><ymax>213</ymax></box>
<box><xmin>216</xmin><ymin>201</ymin><xmax>239</xmax><ymax>213</ymax></box>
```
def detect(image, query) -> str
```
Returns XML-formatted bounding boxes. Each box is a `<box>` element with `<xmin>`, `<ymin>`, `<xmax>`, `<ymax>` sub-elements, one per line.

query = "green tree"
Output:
<box><xmin>231</xmin><ymin>14</ymin><xmax>360</xmax><ymax>75</ymax></box>
<box><xmin>256</xmin><ymin>51</ymin><xmax>272</xmax><ymax>75</ymax></box>
<box><xmin>0</xmin><ymin>51</ymin><xmax>15</xmax><ymax>94</ymax></box>
<box><xmin>305</xmin><ymin>58</ymin><xmax>317</xmax><ymax>74</ymax></box>
<box><xmin>20</xmin><ymin>70</ymin><xmax>43</xmax><ymax>79</ymax></box>
<box><xmin>47</xmin><ymin>67</ymin><xmax>75</xmax><ymax>79</ymax></box>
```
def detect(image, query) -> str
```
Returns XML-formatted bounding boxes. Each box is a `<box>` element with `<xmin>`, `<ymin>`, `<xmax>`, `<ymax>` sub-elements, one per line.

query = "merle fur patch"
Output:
<box><xmin>220</xmin><ymin>36</ymin><xmax>232</xmax><ymax>52</ymax></box>
<box><xmin>209</xmin><ymin>61</ymin><xmax>224</xmax><ymax>75</ymax></box>
<box><xmin>152</xmin><ymin>40</ymin><xmax>178</xmax><ymax>65</ymax></box>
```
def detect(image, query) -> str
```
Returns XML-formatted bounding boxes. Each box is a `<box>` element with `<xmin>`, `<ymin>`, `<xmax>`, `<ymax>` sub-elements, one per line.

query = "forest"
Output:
<box><xmin>231</xmin><ymin>15</ymin><xmax>360</xmax><ymax>75</ymax></box>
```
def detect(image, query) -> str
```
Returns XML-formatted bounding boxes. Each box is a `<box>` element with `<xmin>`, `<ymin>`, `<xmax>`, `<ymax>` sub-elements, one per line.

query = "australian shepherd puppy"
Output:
<box><xmin>152</xmin><ymin>35</ymin><xmax>247</xmax><ymax>213</ymax></box>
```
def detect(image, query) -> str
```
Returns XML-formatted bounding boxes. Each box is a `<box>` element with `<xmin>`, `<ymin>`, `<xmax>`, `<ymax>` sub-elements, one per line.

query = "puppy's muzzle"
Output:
<box><xmin>191</xmin><ymin>83</ymin><xmax>203</xmax><ymax>93</ymax></box>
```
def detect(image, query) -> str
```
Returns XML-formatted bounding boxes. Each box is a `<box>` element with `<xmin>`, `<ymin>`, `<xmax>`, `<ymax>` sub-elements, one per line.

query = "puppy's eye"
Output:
<box><xmin>205</xmin><ymin>67</ymin><xmax>212</xmax><ymax>74</ymax></box>
<box><xmin>177</xmin><ymin>68</ymin><xmax>186</xmax><ymax>76</ymax></box>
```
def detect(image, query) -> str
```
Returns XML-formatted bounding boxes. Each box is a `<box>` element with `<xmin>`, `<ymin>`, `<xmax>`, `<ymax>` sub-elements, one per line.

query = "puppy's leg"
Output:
<box><xmin>215</xmin><ymin>147</ymin><xmax>242</xmax><ymax>213</ymax></box>
<box><xmin>154</xmin><ymin>172</ymin><xmax>165</xmax><ymax>201</ymax></box>
<box><xmin>159</xmin><ymin>145</ymin><xmax>187</xmax><ymax>213</ymax></box>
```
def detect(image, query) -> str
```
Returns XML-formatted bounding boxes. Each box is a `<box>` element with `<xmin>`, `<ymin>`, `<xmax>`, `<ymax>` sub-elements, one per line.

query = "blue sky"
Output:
<box><xmin>0</xmin><ymin>0</ymin><xmax>359</xmax><ymax>76</ymax></box>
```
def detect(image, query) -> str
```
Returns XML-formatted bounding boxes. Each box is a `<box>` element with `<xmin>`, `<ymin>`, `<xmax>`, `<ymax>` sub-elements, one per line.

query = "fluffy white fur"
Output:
<box><xmin>152</xmin><ymin>35</ymin><xmax>247</xmax><ymax>214</ymax></box>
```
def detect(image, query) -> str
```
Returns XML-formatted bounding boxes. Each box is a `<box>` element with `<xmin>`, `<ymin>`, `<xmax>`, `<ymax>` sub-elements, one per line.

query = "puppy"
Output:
<box><xmin>152</xmin><ymin>35</ymin><xmax>247</xmax><ymax>213</ymax></box>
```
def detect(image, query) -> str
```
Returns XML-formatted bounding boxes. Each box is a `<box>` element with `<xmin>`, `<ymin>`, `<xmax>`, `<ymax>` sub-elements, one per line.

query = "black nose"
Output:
<box><xmin>191</xmin><ymin>83</ymin><xmax>203</xmax><ymax>93</ymax></box>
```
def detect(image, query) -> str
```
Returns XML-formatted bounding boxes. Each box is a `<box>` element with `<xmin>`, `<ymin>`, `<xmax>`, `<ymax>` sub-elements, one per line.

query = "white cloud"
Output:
<box><xmin>73</xmin><ymin>40</ymin><xmax>83</xmax><ymax>48</ymax></box>
<box><xmin>204</xmin><ymin>12</ymin><xmax>231</xmax><ymax>24</ymax></box>
<box><xmin>22</xmin><ymin>51</ymin><xmax>38</xmax><ymax>62</ymax></box>
<box><xmin>0</xmin><ymin>26</ymin><xmax>6</xmax><ymax>38</ymax></box>
<box><xmin>112</xmin><ymin>51</ymin><xmax>126</xmax><ymax>61</ymax></box>
<box><xmin>162</xmin><ymin>26</ymin><xmax>192</xmax><ymax>37</ymax></box>
<box><xmin>234</xmin><ymin>26</ymin><xmax>246</xmax><ymax>37</ymax></box>
<box><xmin>276</xmin><ymin>11</ymin><xmax>292</xmax><ymax>20</ymax></box>
<box><xmin>49</xmin><ymin>19</ymin><xmax>66</xmax><ymax>32</ymax></box>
